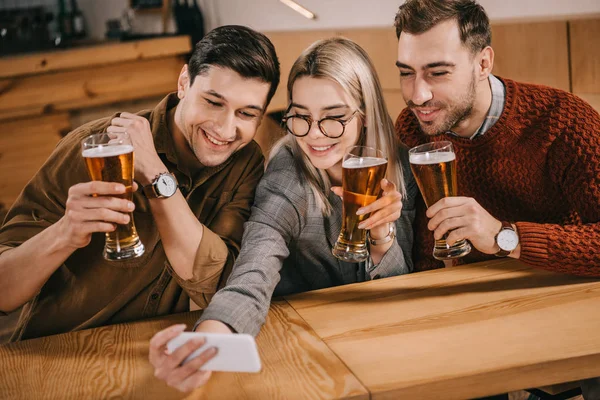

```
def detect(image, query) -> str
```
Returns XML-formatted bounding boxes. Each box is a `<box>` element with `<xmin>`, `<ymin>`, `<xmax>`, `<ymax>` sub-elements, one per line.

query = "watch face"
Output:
<box><xmin>497</xmin><ymin>229</ymin><xmax>519</xmax><ymax>251</ymax></box>
<box><xmin>156</xmin><ymin>175</ymin><xmax>177</xmax><ymax>197</ymax></box>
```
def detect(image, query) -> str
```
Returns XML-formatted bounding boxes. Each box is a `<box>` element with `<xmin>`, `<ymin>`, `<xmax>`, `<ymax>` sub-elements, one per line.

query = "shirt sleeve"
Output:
<box><xmin>516</xmin><ymin>99</ymin><xmax>600</xmax><ymax>276</ymax></box>
<box><xmin>195</xmin><ymin>150</ymin><xmax>305</xmax><ymax>336</ymax></box>
<box><xmin>169</xmin><ymin>145</ymin><xmax>266</xmax><ymax>308</ymax></box>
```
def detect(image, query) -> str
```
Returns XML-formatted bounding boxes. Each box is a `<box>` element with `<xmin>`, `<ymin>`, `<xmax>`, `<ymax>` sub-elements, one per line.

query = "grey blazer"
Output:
<box><xmin>197</xmin><ymin>145</ymin><xmax>418</xmax><ymax>336</ymax></box>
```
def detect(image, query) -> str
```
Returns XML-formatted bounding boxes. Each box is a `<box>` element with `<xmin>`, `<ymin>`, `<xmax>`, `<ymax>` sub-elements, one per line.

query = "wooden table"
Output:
<box><xmin>1</xmin><ymin>259</ymin><xmax>599</xmax><ymax>399</ymax></box>
<box><xmin>0</xmin><ymin>301</ymin><xmax>367</xmax><ymax>400</ymax></box>
<box><xmin>286</xmin><ymin>258</ymin><xmax>600</xmax><ymax>399</ymax></box>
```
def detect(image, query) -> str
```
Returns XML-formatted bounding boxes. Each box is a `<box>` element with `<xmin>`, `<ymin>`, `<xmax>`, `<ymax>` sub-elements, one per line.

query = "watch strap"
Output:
<box><xmin>143</xmin><ymin>172</ymin><xmax>177</xmax><ymax>199</ymax></box>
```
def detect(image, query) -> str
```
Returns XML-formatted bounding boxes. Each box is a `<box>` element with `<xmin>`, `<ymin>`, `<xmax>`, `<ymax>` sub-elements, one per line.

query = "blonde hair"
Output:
<box><xmin>270</xmin><ymin>37</ymin><xmax>405</xmax><ymax>215</ymax></box>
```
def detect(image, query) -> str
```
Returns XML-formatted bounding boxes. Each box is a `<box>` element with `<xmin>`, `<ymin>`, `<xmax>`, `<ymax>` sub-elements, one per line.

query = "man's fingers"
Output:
<box><xmin>426</xmin><ymin>196</ymin><xmax>470</xmax><ymax>218</ymax></box>
<box><xmin>427</xmin><ymin>205</ymin><xmax>466</xmax><ymax>231</ymax></box>
<box><xmin>77</xmin><ymin>208</ymin><xmax>130</xmax><ymax>225</ymax></box>
<box><xmin>69</xmin><ymin>181</ymin><xmax>126</xmax><ymax>197</ymax></box>
<box><xmin>110</xmin><ymin>117</ymin><xmax>134</xmax><ymax>127</ymax></box>
<box><xmin>433</xmin><ymin>217</ymin><xmax>464</xmax><ymax>240</ymax></box>
<box><xmin>106</xmin><ymin>125</ymin><xmax>127</xmax><ymax>133</ymax></box>
<box><xmin>119</xmin><ymin>112</ymin><xmax>142</xmax><ymax>120</ymax></box>
<box><xmin>445</xmin><ymin>227</ymin><xmax>469</xmax><ymax>246</ymax></box>
<box><xmin>82</xmin><ymin>196</ymin><xmax>134</xmax><ymax>213</ymax></box>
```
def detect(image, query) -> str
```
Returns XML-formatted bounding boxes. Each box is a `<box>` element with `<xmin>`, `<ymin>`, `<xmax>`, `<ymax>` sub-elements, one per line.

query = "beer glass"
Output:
<box><xmin>408</xmin><ymin>141</ymin><xmax>471</xmax><ymax>260</ymax></box>
<box><xmin>332</xmin><ymin>146</ymin><xmax>387</xmax><ymax>262</ymax></box>
<box><xmin>81</xmin><ymin>132</ymin><xmax>145</xmax><ymax>261</ymax></box>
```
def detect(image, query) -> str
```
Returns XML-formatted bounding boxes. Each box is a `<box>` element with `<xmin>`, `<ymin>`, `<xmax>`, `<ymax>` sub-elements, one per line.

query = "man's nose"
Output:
<box><xmin>411</xmin><ymin>77</ymin><xmax>433</xmax><ymax>106</ymax></box>
<box><xmin>215</xmin><ymin>111</ymin><xmax>236</xmax><ymax>140</ymax></box>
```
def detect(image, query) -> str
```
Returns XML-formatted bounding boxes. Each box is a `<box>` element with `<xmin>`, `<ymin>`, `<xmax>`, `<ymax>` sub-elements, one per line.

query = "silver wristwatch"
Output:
<box><xmin>143</xmin><ymin>172</ymin><xmax>178</xmax><ymax>199</ymax></box>
<box><xmin>494</xmin><ymin>221</ymin><xmax>519</xmax><ymax>257</ymax></box>
<box><xmin>368</xmin><ymin>223</ymin><xmax>396</xmax><ymax>246</ymax></box>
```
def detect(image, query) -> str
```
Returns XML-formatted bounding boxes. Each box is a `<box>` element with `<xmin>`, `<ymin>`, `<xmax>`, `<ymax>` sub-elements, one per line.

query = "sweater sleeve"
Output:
<box><xmin>195</xmin><ymin>149</ymin><xmax>305</xmax><ymax>336</ymax></box>
<box><xmin>516</xmin><ymin>98</ymin><xmax>600</xmax><ymax>276</ymax></box>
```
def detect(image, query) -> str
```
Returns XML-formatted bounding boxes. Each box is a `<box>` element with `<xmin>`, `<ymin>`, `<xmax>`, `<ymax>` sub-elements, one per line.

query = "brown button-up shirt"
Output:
<box><xmin>0</xmin><ymin>93</ymin><xmax>265</xmax><ymax>341</ymax></box>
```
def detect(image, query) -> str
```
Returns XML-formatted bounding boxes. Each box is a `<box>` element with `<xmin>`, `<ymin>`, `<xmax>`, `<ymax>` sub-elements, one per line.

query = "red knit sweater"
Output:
<box><xmin>395</xmin><ymin>77</ymin><xmax>600</xmax><ymax>276</ymax></box>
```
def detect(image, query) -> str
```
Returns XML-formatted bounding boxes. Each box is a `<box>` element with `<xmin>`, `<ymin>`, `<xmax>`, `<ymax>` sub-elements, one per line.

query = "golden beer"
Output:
<box><xmin>409</xmin><ymin>142</ymin><xmax>471</xmax><ymax>260</ymax></box>
<box><xmin>409</xmin><ymin>151</ymin><xmax>456</xmax><ymax>207</ymax></box>
<box><xmin>333</xmin><ymin>146</ymin><xmax>387</xmax><ymax>262</ymax></box>
<box><xmin>81</xmin><ymin>133</ymin><xmax>145</xmax><ymax>260</ymax></box>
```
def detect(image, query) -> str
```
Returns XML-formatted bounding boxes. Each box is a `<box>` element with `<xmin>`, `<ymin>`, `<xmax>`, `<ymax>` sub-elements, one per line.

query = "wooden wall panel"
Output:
<box><xmin>0</xmin><ymin>36</ymin><xmax>191</xmax><ymax>79</ymax></box>
<box><xmin>383</xmin><ymin>90</ymin><xmax>407</xmax><ymax>120</ymax></box>
<box><xmin>0</xmin><ymin>114</ymin><xmax>70</xmax><ymax>209</ymax></box>
<box><xmin>491</xmin><ymin>21</ymin><xmax>570</xmax><ymax>91</ymax></box>
<box><xmin>0</xmin><ymin>56</ymin><xmax>185</xmax><ymax>121</ymax></box>
<box><xmin>265</xmin><ymin>30</ymin><xmax>337</xmax><ymax>111</ymax></box>
<box><xmin>570</xmin><ymin>19</ymin><xmax>600</xmax><ymax>113</ymax></box>
<box><xmin>338</xmin><ymin>28</ymin><xmax>400</xmax><ymax>91</ymax></box>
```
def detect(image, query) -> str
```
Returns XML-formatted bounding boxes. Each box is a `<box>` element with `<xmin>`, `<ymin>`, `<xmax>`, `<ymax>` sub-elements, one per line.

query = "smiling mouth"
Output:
<box><xmin>203</xmin><ymin>131</ymin><xmax>232</xmax><ymax>146</ymax></box>
<box><xmin>310</xmin><ymin>144</ymin><xmax>335</xmax><ymax>151</ymax></box>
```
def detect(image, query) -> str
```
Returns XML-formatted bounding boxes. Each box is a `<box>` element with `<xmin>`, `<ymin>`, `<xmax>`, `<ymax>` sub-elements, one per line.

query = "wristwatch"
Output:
<box><xmin>143</xmin><ymin>172</ymin><xmax>178</xmax><ymax>199</ymax></box>
<box><xmin>368</xmin><ymin>223</ymin><xmax>396</xmax><ymax>246</ymax></box>
<box><xmin>494</xmin><ymin>221</ymin><xmax>519</xmax><ymax>257</ymax></box>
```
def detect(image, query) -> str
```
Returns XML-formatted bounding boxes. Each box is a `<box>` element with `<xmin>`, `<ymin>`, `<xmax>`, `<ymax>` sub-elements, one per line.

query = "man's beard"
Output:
<box><xmin>407</xmin><ymin>74</ymin><xmax>477</xmax><ymax>136</ymax></box>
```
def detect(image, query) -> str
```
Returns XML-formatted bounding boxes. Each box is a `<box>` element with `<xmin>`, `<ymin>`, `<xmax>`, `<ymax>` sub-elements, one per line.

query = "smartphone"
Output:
<box><xmin>166</xmin><ymin>332</ymin><xmax>262</xmax><ymax>373</ymax></box>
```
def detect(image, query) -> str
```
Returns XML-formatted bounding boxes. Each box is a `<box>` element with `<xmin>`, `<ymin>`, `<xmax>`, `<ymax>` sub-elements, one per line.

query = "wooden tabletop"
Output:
<box><xmin>1</xmin><ymin>259</ymin><xmax>598</xmax><ymax>399</ymax></box>
<box><xmin>286</xmin><ymin>259</ymin><xmax>600</xmax><ymax>399</ymax></box>
<box><xmin>0</xmin><ymin>301</ymin><xmax>367</xmax><ymax>400</ymax></box>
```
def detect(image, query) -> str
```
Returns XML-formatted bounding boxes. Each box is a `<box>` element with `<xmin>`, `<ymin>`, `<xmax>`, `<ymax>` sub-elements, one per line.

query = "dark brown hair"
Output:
<box><xmin>188</xmin><ymin>25</ymin><xmax>280</xmax><ymax>107</ymax></box>
<box><xmin>394</xmin><ymin>0</ymin><xmax>491</xmax><ymax>53</ymax></box>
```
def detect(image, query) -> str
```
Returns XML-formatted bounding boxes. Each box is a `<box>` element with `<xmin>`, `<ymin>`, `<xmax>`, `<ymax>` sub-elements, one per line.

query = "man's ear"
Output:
<box><xmin>177</xmin><ymin>65</ymin><xmax>190</xmax><ymax>98</ymax></box>
<box><xmin>477</xmin><ymin>46</ymin><xmax>494</xmax><ymax>81</ymax></box>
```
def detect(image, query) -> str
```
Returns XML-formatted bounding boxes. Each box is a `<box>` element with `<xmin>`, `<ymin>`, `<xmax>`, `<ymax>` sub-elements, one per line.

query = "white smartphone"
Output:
<box><xmin>166</xmin><ymin>332</ymin><xmax>262</xmax><ymax>373</ymax></box>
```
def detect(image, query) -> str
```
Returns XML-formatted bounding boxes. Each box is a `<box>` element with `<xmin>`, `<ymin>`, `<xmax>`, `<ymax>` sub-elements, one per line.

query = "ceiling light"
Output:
<box><xmin>280</xmin><ymin>0</ymin><xmax>316</xmax><ymax>20</ymax></box>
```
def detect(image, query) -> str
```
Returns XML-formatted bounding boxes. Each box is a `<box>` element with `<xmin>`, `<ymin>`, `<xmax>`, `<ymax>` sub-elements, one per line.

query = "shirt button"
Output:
<box><xmin>151</xmin><ymin>293</ymin><xmax>159</xmax><ymax>300</ymax></box>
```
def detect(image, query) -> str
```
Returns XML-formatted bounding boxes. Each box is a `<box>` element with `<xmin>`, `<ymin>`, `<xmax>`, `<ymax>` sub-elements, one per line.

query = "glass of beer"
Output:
<box><xmin>408</xmin><ymin>141</ymin><xmax>471</xmax><ymax>260</ymax></box>
<box><xmin>81</xmin><ymin>132</ymin><xmax>145</xmax><ymax>261</ymax></box>
<box><xmin>332</xmin><ymin>146</ymin><xmax>388</xmax><ymax>262</ymax></box>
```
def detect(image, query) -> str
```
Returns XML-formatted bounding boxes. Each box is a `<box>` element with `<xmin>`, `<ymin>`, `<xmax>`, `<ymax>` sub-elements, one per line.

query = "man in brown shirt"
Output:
<box><xmin>0</xmin><ymin>25</ymin><xmax>280</xmax><ymax>342</ymax></box>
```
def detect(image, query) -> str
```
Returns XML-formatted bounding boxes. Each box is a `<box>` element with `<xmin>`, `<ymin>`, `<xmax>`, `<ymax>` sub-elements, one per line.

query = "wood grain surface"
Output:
<box><xmin>0</xmin><ymin>113</ymin><xmax>70</xmax><ymax>209</ymax></box>
<box><xmin>286</xmin><ymin>259</ymin><xmax>600</xmax><ymax>400</ymax></box>
<box><xmin>0</xmin><ymin>301</ymin><xmax>367</xmax><ymax>400</ymax></box>
<box><xmin>0</xmin><ymin>36</ymin><xmax>191</xmax><ymax>79</ymax></box>
<box><xmin>491</xmin><ymin>21</ymin><xmax>570</xmax><ymax>91</ymax></box>
<box><xmin>0</xmin><ymin>56</ymin><xmax>184</xmax><ymax>121</ymax></box>
<box><xmin>570</xmin><ymin>18</ymin><xmax>600</xmax><ymax>95</ymax></box>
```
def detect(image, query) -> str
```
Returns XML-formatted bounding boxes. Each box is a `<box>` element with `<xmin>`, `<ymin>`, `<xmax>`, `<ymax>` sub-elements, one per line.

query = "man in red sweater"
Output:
<box><xmin>394</xmin><ymin>1</ymin><xmax>599</xmax><ymax>397</ymax></box>
<box><xmin>394</xmin><ymin>0</ymin><xmax>600</xmax><ymax>278</ymax></box>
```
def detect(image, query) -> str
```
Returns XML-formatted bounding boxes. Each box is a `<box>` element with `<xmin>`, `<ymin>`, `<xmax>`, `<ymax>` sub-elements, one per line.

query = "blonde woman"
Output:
<box><xmin>149</xmin><ymin>38</ymin><xmax>418</xmax><ymax>392</ymax></box>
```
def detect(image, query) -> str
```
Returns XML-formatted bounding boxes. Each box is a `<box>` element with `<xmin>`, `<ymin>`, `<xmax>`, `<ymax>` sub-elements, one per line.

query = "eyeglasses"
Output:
<box><xmin>282</xmin><ymin>110</ymin><xmax>359</xmax><ymax>138</ymax></box>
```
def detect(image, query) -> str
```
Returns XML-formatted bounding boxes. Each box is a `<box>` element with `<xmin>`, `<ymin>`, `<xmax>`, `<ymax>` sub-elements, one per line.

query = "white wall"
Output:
<box><xmin>213</xmin><ymin>0</ymin><xmax>600</xmax><ymax>32</ymax></box>
<box><xmin>74</xmin><ymin>0</ymin><xmax>600</xmax><ymax>40</ymax></box>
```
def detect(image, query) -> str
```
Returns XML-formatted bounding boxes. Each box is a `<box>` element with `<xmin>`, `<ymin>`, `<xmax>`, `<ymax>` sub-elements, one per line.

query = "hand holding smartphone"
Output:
<box><xmin>167</xmin><ymin>332</ymin><xmax>262</xmax><ymax>373</ymax></box>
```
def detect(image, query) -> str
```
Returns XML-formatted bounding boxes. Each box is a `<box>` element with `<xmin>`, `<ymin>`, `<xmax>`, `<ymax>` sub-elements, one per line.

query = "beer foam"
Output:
<box><xmin>343</xmin><ymin>156</ymin><xmax>387</xmax><ymax>169</ymax></box>
<box><xmin>409</xmin><ymin>152</ymin><xmax>455</xmax><ymax>165</ymax></box>
<box><xmin>82</xmin><ymin>144</ymin><xmax>134</xmax><ymax>158</ymax></box>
